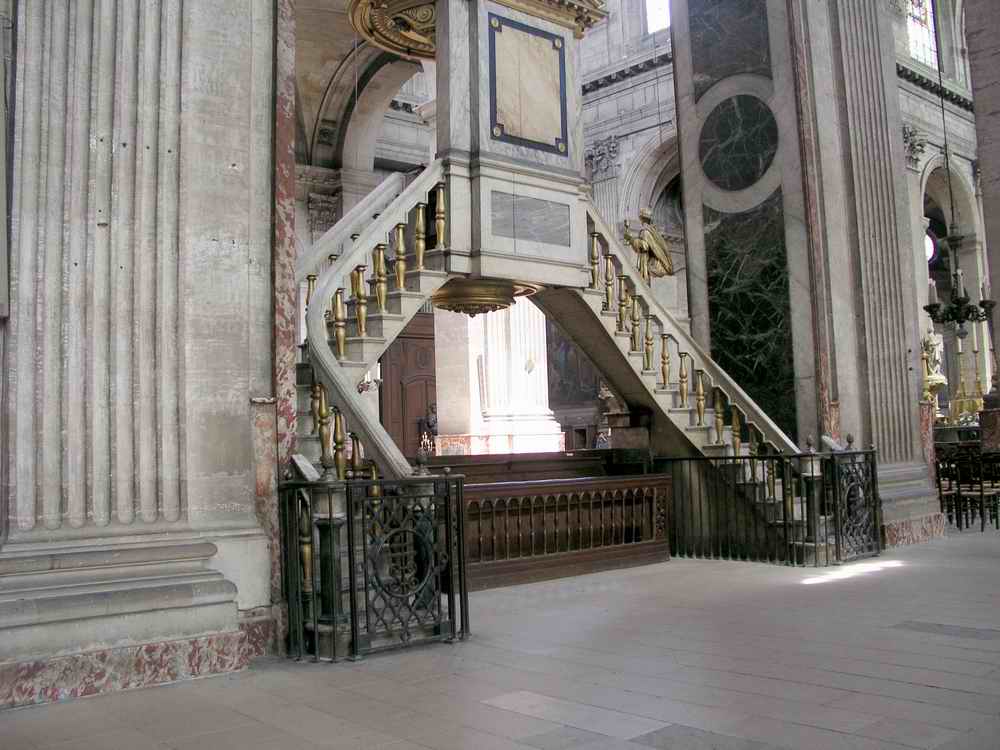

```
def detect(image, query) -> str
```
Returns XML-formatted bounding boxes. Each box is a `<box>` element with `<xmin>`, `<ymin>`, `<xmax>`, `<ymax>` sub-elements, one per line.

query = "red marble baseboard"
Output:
<box><xmin>882</xmin><ymin>512</ymin><xmax>947</xmax><ymax>548</ymax></box>
<box><xmin>0</xmin><ymin>630</ymin><xmax>253</xmax><ymax>710</ymax></box>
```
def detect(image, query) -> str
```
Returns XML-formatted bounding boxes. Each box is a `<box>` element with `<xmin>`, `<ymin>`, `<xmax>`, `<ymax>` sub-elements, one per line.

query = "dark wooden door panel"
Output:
<box><xmin>380</xmin><ymin>313</ymin><xmax>435</xmax><ymax>458</ymax></box>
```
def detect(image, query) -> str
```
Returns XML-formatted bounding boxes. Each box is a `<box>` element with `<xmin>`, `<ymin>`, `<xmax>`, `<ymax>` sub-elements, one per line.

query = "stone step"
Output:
<box><xmin>344</xmin><ymin>335</ymin><xmax>387</xmax><ymax>363</ymax></box>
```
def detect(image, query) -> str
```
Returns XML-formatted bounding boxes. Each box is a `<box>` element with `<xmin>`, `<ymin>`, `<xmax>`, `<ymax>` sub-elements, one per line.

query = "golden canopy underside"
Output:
<box><xmin>347</xmin><ymin>0</ymin><xmax>607</xmax><ymax>61</ymax></box>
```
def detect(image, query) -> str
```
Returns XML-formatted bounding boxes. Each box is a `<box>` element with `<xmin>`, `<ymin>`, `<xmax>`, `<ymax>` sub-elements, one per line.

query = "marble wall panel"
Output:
<box><xmin>491</xmin><ymin>192</ymin><xmax>571</xmax><ymax>246</ymax></box>
<box><xmin>689</xmin><ymin>0</ymin><xmax>771</xmax><ymax>101</ymax></box>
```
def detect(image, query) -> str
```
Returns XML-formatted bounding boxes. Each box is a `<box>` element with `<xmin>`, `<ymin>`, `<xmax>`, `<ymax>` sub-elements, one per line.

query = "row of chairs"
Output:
<box><xmin>935</xmin><ymin>442</ymin><xmax>1000</xmax><ymax>531</ymax></box>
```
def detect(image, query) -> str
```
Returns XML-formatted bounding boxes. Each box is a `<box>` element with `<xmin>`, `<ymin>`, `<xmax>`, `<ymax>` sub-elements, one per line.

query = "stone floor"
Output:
<box><xmin>5</xmin><ymin>532</ymin><xmax>1000</xmax><ymax>750</ymax></box>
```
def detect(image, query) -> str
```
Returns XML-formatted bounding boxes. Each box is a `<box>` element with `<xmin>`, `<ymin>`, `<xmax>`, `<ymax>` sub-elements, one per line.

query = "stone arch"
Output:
<box><xmin>920</xmin><ymin>154</ymin><xmax>980</xmax><ymax>239</ymax></box>
<box><xmin>618</xmin><ymin>126</ymin><xmax>679</xmax><ymax>224</ymax></box>
<box><xmin>308</xmin><ymin>43</ymin><xmax>421</xmax><ymax>170</ymax></box>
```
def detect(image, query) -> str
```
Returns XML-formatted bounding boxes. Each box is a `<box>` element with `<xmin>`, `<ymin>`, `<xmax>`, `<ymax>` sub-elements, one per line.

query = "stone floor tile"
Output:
<box><xmin>484</xmin><ymin>690</ymin><xmax>670</xmax><ymax>739</ymax></box>
<box><xmin>853</xmin><ymin>718</ymin><xmax>964</xmax><ymax>750</ymax></box>
<box><xmin>119</xmin><ymin>704</ymin><xmax>260</xmax><ymax>742</ymax></box>
<box><xmin>722</xmin><ymin>716</ymin><xmax>915</xmax><ymax>750</ymax></box>
<box><xmin>520</xmin><ymin>726</ymin><xmax>612</xmax><ymax>750</ymax></box>
<box><xmin>631</xmin><ymin>724</ymin><xmax>778</xmax><ymax>750</ymax></box>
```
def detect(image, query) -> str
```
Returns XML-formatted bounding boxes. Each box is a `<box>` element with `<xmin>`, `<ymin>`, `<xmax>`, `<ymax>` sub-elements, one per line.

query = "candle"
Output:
<box><xmin>928</xmin><ymin>279</ymin><xmax>938</xmax><ymax>305</ymax></box>
<box><xmin>957</xmin><ymin>269</ymin><xmax>967</xmax><ymax>299</ymax></box>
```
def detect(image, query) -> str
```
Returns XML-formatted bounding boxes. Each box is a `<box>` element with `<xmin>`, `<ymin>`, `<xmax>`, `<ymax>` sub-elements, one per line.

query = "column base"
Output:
<box><xmin>0</xmin><ymin>541</ymin><xmax>252</xmax><ymax>709</ymax></box>
<box><xmin>0</xmin><ymin>629</ymin><xmax>251</xmax><ymax>710</ymax></box>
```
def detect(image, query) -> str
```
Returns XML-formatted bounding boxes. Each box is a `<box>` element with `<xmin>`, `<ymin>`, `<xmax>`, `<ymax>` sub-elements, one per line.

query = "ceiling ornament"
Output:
<box><xmin>349</xmin><ymin>0</ymin><xmax>606</xmax><ymax>59</ymax></box>
<box><xmin>431</xmin><ymin>279</ymin><xmax>543</xmax><ymax>317</ymax></box>
<box><xmin>348</xmin><ymin>0</ymin><xmax>437</xmax><ymax>61</ymax></box>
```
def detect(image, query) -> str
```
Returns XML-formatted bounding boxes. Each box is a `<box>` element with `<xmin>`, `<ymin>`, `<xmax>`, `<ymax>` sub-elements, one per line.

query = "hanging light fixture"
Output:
<box><xmin>921</xmin><ymin>0</ymin><xmax>998</xmax><ymax>399</ymax></box>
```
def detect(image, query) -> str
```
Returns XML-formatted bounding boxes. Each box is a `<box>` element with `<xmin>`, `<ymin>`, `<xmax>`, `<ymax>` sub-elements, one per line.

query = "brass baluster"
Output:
<box><xmin>435</xmin><ymin>182</ymin><xmax>447</xmax><ymax>252</ymax></box>
<box><xmin>617</xmin><ymin>275</ymin><xmax>629</xmax><ymax>332</ymax></box>
<box><xmin>714</xmin><ymin>390</ymin><xmax>725</xmax><ymax>444</ymax></box>
<box><xmin>394</xmin><ymin>223</ymin><xmax>408</xmax><ymax>290</ymax></box>
<box><xmin>589</xmin><ymin>232</ymin><xmax>601</xmax><ymax>290</ymax></box>
<box><xmin>603</xmin><ymin>254</ymin><xmax>615</xmax><ymax>312</ymax></box>
<box><xmin>305</xmin><ymin>273</ymin><xmax>317</xmax><ymax>307</ymax></box>
<box><xmin>349</xmin><ymin>432</ymin><xmax>363</xmax><ymax>478</ymax></box>
<box><xmin>352</xmin><ymin>265</ymin><xmax>368</xmax><ymax>337</ymax></box>
<box><xmin>333</xmin><ymin>408</ymin><xmax>347</xmax><ymax>480</ymax></box>
<box><xmin>317</xmin><ymin>384</ymin><xmax>334</xmax><ymax>475</ymax></box>
<box><xmin>678</xmin><ymin>353</ymin><xmax>689</xmax><ymax>408</ymax></box>
<box><xmin>643</xmin><ymin>314</ymin><xmax>654</xmax><ymax>371</ymax></box>
<box><xmin>369</xmin><ymin>463</ymin><xmax>382</xmax><ymax>499</ymax></box>
<box><xmin>332</xmin><ymin>288</ymin><xmax>347</xmax><ymax>359</ymax></box>
<box><xmin>731</xmin><ymin>408</ymin><xmax>742</xmax><ymax>458</ymax></box>
<box><xmin>372</xmin><ymin>243</ymin><xmax>388</xmax><ymax>314</ymax></box>
<box><xmin>415</xmin><ymin>204</ymin><xmax>427</xmax><ymax>271</ymax></box>
<box><xmin>695</xmin><ymin>370</ymin><xmax>706</xmax><ymax>426</ymax></box>
<box><xmin>299</xmin><ymin>494</ymin><xmax>313</xmax><ymax>596</ymax></box>
<box><xmin>767</xmin><ymin>453</ymin><xmax>777</xmax><ymax>501</ymax></box>
<box><xmin>660</xmin><ymin>333</ymin><xmax>670</xmax><ymax>388</ymax></box>
<box><xmin>630</xmin><ymin>296</ymin><xmax>642</xmax><ymax>352</ymax></box>
<box><xmin>310</xmin><ymin>382</ymin><xmax>321</xmax><ymax>435</ymax></box>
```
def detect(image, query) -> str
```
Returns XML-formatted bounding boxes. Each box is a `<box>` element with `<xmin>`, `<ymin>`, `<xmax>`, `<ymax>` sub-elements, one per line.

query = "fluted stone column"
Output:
<box><xmin>435</xmin><ymin>299</ymin><xmax>564</xmax><ymax>455</ymax></box>
<box><xmin>1</xmin><ymin>0</ymin><xmax>273</xmax><ymax>673</ymax></box>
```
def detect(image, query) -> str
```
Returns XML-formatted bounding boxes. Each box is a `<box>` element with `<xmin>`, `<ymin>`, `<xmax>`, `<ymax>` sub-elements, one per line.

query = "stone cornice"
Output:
<box><xmin>582</xmin><ymin>50</ymin><xmax>673</xmax><ymax>95</ymax></box>
<box><xmin>896</xmin><ymin>63</ymin><xmax>974</xmax><ymax>113</ymax></box>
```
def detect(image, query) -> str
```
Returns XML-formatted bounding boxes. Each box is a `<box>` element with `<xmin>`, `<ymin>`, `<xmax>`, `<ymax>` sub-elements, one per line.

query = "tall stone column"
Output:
<box><xmin>670</xmin><ymin>0</ymin><xmax>938</xmax><ymax>538</ymax></box>
<box><xmin>0</xmin><ymin>0</ymin><xmax>274</xmax><ymax>701</ymax></box>
<box><xmin>435</xmin><ymin>299</ymin><xmax>564</xmax><ymax>455</ymax></box>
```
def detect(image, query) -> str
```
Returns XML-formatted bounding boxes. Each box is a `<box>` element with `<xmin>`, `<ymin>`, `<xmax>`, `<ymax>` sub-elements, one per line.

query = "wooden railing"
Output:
<box><xmin>461</xmin><ymin>475</ymin><xmax>671</xmax><ymax>590</ymax></box>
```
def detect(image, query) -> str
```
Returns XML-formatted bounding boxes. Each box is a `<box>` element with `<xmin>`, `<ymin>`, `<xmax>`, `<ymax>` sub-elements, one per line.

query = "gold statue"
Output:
<box><xmin>623</xmin><ymin>208</ymin><xmax>675</xmax><ymax>280</ymax></box>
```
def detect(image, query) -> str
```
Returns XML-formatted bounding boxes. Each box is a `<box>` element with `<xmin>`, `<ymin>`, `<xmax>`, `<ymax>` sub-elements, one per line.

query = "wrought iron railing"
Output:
<box><xmin>661</xmin><ymin>448</ymin><xmax>881</xmax><ymax>567</ymax></box>
<box><xmin>462</xmin><ymin>475</ymin><xmax>671</xmax><ymax>589</ymax></box>
<box><xmin>280</xmin><ymin>473</ymin><xmax>469</xmax><ymax>661</ymax></box>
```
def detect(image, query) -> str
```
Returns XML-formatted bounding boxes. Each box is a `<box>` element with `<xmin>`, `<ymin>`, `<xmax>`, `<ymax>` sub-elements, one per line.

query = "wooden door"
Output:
<box><xmin>380</xmin><ymin>313</ymin><xmax>436</xmax><ymax>457</ymax></box>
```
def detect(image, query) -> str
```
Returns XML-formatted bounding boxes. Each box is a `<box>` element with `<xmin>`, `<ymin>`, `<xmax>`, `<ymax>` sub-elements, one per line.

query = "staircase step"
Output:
<box><xmin>385</xmin><ymin>289</ymin><xmax>429</xmax><ymax>316</ymax></box>
<box><xmin>345</xmin><ymin>335</ymin><xmax>387</xmax><ymax>362</ymax></box>
<box><xmin>404</xmin><ymin>268</ymin><xmax>449</xmax><ymax>295</ymax></box>
<box><xmin>336</xmin><ymin>312</ymin><xmax>405</xmax><ymax>339</ymax></box>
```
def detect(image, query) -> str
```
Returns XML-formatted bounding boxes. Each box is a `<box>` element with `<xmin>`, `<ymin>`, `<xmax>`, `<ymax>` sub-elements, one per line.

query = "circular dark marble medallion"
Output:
<box><xmin>699</xmin><ymin>95</ymin><xmax>779</xmax><ymax>192</ymax></box>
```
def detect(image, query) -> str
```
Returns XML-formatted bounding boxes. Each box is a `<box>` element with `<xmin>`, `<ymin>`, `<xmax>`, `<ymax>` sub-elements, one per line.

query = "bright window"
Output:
<box><xmin>908</xmin><ymin>0</ymin><xmax>938</xmax><ymax>69</ymax></box>
<box><xmin>647</xmin><ymin>0</ymin><xmax>670</xmax><ymax>33</ymax></box>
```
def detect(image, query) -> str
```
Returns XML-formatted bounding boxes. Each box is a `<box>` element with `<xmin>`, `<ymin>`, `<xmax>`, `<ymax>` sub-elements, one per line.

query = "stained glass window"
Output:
<box><xmin>908</xmin><ymin>0</ymin><xmax>938</xmax><ymax>70</ymax></box>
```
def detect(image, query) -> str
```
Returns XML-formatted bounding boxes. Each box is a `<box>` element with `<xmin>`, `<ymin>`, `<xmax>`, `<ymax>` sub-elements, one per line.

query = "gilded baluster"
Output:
<box><xmin>589</xmin><ymin>233</ymin><xmax>601</xmax><ymax>290</ymax></box>
<box><xmin>394</xmin><ymin>223</ymin><xmax>408</xmax><ymax>290</ymax></box>
<box><xmin>767</xmin><ymin>453</ymin><xmax>777</xmax><ymax>501</ymax></box>
<box><xmin>369</xmin><ymin>463</ymin><xmax>382</xmax><ymax>499</ymax></box>
<box><xmin>299</xmin><ymin>495</ymin><xmax>313</xmax><ymax>595</ymax></box>
<box><xmin>695</xmin><ymin>371</ymin><xmax>706</xmax><ymax>427</ymax></box>
<box><xmin>731</xmin><ymin>408</ymin><xmax>742</xmax><ymax>458</ymax></box>
<box><xmin>435</xmin><ymin>182</ymin><xmax>447</xmax><ymax>252</ymax></box>
<box><xmin>305</xmin><ymin>274</ymin><xmax>317</xmax><ymax>307</ymax></box>
<box><xmin>349</xmin><ymin>432</ymin><xmax>363</xmax><ymax>478</ymax></box>
<box><xmin>415</xmin><ymin>204</ymin><xmax>427</xmax><ymax>271</ymax></box>
<box><xmin>603</xmin><ymin>254</ymin><xmax>615</xmax><ymax>312</ymax></box>
<box><xmin>630</xmin><ymin>296</ymin><xmax>642</xmax><ymax>352</ymax></box>
<box><xmin>678</xmin><ymin>353</ymin><xmax>689</xmax><ymax>408</ymax></box>
<box><xmin>333</xmin><ymin>408</ymin><xmax>347</xmax><ymax>480</ymax></box>
<box><xmin>643</xmin><ymin>315</ymin><xmax>654</xmax><ymax>371</ymax></box>
<box><xmin>310</xmin><ymin>382</ymin><xmax>321</xmax><ymax>435</ymax></box>
<box><xmin>317</xmin><ymin>384</ymin><xmax>334</xmax><ymax>475</ymax></box>
<box><xmin>714</xmin><ymin>391</ymin><xmax>725</xmax><ymax>444</ymax></box>
<box><xmin>332</xmin><ymin>288</ymin><xmax>347</xmax><ymax>359</ymax></box>
<box><xmin>353</xmin><ymin>265</ymin><xmax>368</xmax><ymax>338</ymax></box>
<box><xmin>617</xmin><ymin>275</ymin><xmax>629</xmax><ymax>332</ymax></box>
<box><xmin>372</xmin><ymin>244</ymin><xmax>388</xmax><ymax>314</ymax></box>
<box><xmin>660</xmin><ymin>334</ymin><xmax>670</xmax><ymax>388</ymax></box>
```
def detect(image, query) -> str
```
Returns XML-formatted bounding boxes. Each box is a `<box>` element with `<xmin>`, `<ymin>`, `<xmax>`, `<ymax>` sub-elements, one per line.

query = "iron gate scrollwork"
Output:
<box><xmin>346</xmin><ymin>475</ymin><xmax>469</xmax><ymax>656</ymax></box>
<box><xmin>830</xmin><ymin>450</ymin><xmax>881</xmax><ymax>562</ymax></box>
<box><xmin>279</xmin><ymin>473</ymin><xmax>469</xmax><ymax>663</ymax></box>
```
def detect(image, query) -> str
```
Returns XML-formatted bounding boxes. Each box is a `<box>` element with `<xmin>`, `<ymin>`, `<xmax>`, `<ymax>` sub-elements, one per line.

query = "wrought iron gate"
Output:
<box><xmin>829</xmin><ymin>450</ymin><xmax>882</xmax><ymax>562</ymax></box>
<box><xmin>280</xmin><ymin>473</ymin><xmax>469</xmax><ymax>661</ymax></box>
